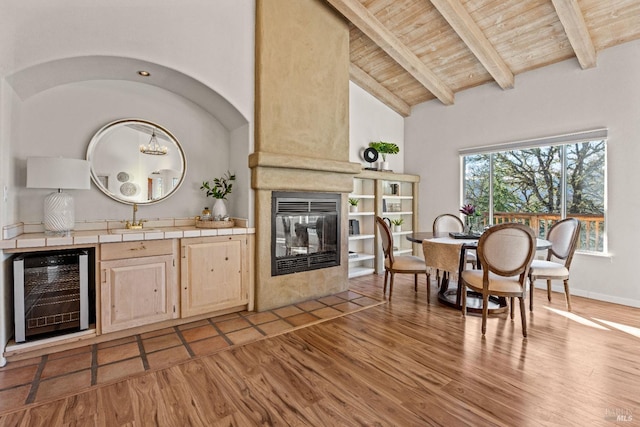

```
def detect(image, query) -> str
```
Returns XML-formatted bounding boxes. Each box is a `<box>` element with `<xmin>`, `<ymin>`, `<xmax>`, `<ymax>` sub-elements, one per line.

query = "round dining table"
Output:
<box><xmin>407</xmin><ymin>231</ymin><xmax>552</xmax><ymax>313</ymax></box>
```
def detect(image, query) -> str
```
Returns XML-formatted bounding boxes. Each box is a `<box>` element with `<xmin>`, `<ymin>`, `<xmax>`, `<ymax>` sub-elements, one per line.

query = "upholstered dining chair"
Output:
<box><xmin>460</xmin><ymin>223</ymin><xmax>536</xmax><ymax>337</ymax></box>
<box><xmin>375</xmin><ymin>216</ymin><xmax>429</xmax><ymax>301</ymax></box>
<box><xmin>529</xmin><ymin>218</ymin><xmax>581</xmax><ymax>311</ymax></box>
<box><xmin>432</xmin><ymin>214</ymin><xmax>477</xmax><ymax>269</ymax></box>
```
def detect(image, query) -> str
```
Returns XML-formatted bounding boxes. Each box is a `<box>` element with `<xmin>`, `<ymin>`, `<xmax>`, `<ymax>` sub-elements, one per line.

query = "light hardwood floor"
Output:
<box><xmin>1</xmin><ymin>273</ymin><xmax>638</xmax><ymax>426</ymax></box>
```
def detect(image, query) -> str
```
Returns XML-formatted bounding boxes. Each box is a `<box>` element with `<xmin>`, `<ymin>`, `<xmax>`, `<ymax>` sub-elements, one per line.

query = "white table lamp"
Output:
<box><xmin>27</xmin><ymin>157</ymin><xmax>91</xmax><ymax>235</ymax></box>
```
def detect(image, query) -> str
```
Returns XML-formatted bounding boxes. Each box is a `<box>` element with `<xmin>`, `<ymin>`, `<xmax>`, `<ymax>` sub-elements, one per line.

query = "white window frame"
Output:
<box><xmin>460</xmin><ymin>128</ymin><xmax>608</xmax><ymax>254</ymax></box>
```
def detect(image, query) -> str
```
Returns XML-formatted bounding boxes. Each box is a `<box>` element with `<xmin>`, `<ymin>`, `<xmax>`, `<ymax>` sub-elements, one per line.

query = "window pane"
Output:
<box><xmin>566</xmin><ymin>140</ymin><xmax>605</xmax><ymax>251</ymax></box>
<box><xmin>462</xmin><ymin>139</ymin><xmax>606</xmax><ymax>253</ymax></box>
<box><xmin>493</xmin><ymin>147</ymin><xmax>561</xmax><ymax>236</ymax></box>
<box><xmin>463</xmin><ymin>154</ymin><xmax>490</xmax><ymax>228</ymax></box>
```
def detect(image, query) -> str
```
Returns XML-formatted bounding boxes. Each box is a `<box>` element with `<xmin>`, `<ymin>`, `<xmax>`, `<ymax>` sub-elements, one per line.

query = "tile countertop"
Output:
<box><xmin>0</xmin><ymin>218</ymin><xmax>254</xmax><ymax>251</ymax></box>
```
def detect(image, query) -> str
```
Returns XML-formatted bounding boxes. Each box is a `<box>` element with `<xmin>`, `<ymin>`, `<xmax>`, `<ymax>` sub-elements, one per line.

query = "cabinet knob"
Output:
<box><xmin>225</xmin><ymin>257</ymin><xmax>229</xmax><ymax>261</ymax></box>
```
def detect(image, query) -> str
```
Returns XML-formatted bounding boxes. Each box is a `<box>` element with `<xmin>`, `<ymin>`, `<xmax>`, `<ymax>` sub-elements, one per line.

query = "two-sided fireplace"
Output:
<box><xmin>271</xmin><ymin>191</ymin><xmax>341</xmax><ymax>276</ymax></box>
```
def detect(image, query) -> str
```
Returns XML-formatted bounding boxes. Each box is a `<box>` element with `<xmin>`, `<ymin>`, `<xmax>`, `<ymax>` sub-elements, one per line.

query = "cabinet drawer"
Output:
<box><xmin>101</xmin><ymin>240</ymin><xmax>173</xmax><ymax>261</ymax></box>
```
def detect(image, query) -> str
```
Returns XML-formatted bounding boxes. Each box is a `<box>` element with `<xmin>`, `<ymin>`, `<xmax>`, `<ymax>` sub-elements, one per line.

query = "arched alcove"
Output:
<box><xmin>6</xmin><ymin>55</ymin><xmax>253</xmax><ymax>225</ymax></box>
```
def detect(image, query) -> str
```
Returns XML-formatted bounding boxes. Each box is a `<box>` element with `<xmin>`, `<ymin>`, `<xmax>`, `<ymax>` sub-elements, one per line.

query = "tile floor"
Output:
<box><xmin>0</xmin><ymin>290</ymin><xmax>383</xmax><ymax>412</ymax></box>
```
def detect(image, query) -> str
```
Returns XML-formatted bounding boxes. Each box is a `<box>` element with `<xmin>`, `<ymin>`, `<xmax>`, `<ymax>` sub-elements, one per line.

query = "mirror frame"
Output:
<box><xmin>86</xmin><ymin>118</ymin><xmax>187</xmax><ymax>205</ymax></box>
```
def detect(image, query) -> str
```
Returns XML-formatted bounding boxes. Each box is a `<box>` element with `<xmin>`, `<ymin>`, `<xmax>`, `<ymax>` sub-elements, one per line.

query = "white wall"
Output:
<box><xmin>229</xmin><ymin>123</ymin><xmax>253</xmax><ymax>225</ymax></box>
<box><xmin>405</xmin><ymin>39</ymin><xmax>640</xmax><ymax>307</ymax></box>
<box><xmin>349</xmin><ymin>82</ymin><xmax>405</xmax><ymax>172</ymax></box>
<box><xmin>0</xmin><ymin>0</ymin><xmax>255</xmax><ymax>120</ymax></box>
<box><xmin>0</xmin><ymin>1</ymin><xmax>255</xmax><ymax>226</ymax></box>
<box><xmin>14</xmin><ymin>80</ymin><xmax>240</xmax><ymax>222</ymax></box>
<box><xmin>0</xmin><ymin>79</ymin><xmax>16</xmax><ymax>367</ymax></box>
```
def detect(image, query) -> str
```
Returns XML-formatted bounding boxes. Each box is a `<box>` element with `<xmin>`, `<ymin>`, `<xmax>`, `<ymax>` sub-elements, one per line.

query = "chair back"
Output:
<box><xmin>376</xmin><ymin>216</ymin><xmax>394</xmax><ymax>264</ymax></box>
<box><xmin>546</xmin><ymin>218</ymin><xmax>581</xmax><ymax>267</ymax></box>
<box><xmin>477</xmin><ymin>223</ymin><xmax>536</xmax><ymax>279</ymax></box>
<box><xmin>433</xmin><ymin>214</ymin><xmax>464</xmax><ymax>234</ymax></box>
<box><xmin>422</xmin><ymin>240</ymin><xmax>462</xmax><ymax>273</ymax></box>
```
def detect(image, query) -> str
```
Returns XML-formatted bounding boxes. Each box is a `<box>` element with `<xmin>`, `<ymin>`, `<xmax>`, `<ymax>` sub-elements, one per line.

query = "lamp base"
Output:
<box><xmin>44</xmin><ymin>190</ymin><xmax>75</xmax><ymax>234</ymax></box>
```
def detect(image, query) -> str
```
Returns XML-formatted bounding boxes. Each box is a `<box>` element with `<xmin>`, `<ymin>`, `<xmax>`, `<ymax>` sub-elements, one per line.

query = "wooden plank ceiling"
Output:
<box><xmin>325</xmin><ymin>0</ymin><xmax>640</xmax><ymax>116</ymax></box>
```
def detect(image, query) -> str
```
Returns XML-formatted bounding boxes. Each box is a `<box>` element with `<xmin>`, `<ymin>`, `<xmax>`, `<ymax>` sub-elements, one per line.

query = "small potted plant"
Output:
<box><xmin>369</xmin><ymin>141</ymin><xmax>399</xmax><ymax>171</ymax></box>
<box><xmin>348</xmin><ymin>198</ymin><xmax>359</xmax><ymax>212</ymax></box>
<box><xmin>391</xmin><ymin>218</ymin><xmax>404</xmax><ymax>232</ymax></box>
<box><xmin>201</xmin><ymin>171</ymin><xmax>236</xmax><ymax>220</ymax></box>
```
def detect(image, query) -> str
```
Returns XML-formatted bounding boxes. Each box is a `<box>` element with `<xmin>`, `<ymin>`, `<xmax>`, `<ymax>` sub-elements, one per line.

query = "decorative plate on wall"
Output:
<box><xmin>117</xmin><ymin>171</ymin><xmax>130</xmax><ymax>182</ymax></box>
<box><xmin>119</xmin><ymin>182</ymin><xmax>138</xmax><ymax>196</ymax></box>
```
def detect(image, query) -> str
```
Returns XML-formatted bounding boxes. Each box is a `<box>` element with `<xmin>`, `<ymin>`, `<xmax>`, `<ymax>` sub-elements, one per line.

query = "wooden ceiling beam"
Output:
<box><xmin>326</xmin><ymin>0</ymin><xmax>454</xmax><ymax>105</ymax></box>
<box><xmin>349</xmin><ymin>63</ymin><xmax>411</xmax><ymax>117</ymax></box>
<box><xmin>430</xmin><ymin>0</ymin><xmax>514</xmax><ymax>89</ymax></box>
<box><xmin>551</xmin><ymin>0</ymin><xmax>597</xmax><ymax>69</ymax></box>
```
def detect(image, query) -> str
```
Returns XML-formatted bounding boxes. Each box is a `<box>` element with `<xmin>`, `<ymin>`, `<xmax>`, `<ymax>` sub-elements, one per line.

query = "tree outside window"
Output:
<box><xmin>463</xmin><ymin>139</ymin><xmax>605</xmax><ymax>252</ymax></box>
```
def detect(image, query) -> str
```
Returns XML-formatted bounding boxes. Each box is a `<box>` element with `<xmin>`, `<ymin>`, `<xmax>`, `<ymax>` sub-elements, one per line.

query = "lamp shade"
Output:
<box><xmin>26</xmin><ymin>157</ymin><xmax>90</xmax><ymax>234</ymax></box>
<box><xmin>27</xmin><ymin>157</ymin><xmax>91</xmax><ymax>190</ymax></box>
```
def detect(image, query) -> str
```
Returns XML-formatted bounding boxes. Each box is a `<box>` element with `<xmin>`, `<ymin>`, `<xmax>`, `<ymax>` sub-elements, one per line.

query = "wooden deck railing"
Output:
<box><xmin>477</xmin><ymin>212</ymin><xmax>604</xmax><ymax>252</ymax></box>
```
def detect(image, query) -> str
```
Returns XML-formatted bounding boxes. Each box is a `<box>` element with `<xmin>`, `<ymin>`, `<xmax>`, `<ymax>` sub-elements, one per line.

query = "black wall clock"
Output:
<box><xmin>363</xmin><ymin>147</ymin><xmax>379</xmax><ymax>170</ymax></box>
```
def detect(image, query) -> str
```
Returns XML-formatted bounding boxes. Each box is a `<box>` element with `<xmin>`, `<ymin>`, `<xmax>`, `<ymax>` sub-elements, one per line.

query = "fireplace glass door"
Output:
<box><xmin>272</xmin><ymin>192</ymin><xmax>341</xmax><ymax>276</ymax></box>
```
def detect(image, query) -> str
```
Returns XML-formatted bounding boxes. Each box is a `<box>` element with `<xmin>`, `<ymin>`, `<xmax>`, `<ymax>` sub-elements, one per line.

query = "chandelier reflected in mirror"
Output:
<box><xmin>139</xmin><ymin>128</ymin><xmax>168</xmax><ymax>156</ymax></box>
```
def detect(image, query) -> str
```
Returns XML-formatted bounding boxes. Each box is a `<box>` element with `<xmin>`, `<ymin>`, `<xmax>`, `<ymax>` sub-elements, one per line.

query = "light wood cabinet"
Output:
<box><xmin>99</xmin><ymin>240</ymin><xmax>178</xmax><ymax>334</ymax></box>
<box><xmin>4</xmin><ymin>230</ymin><xmax>254</xmax><ymax>358</ymax></box>
<box><xmin>180</xmin><ymin>235</ymin><xmax>250</xmax><ymax>318</ymax></box>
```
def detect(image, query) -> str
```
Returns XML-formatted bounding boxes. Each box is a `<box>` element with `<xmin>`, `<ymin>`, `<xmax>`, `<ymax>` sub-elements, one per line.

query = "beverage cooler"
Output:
<box><xmin>13</xmin><ymin>249</ymin><xmax>89</xmax><ymax>343</ymax></box>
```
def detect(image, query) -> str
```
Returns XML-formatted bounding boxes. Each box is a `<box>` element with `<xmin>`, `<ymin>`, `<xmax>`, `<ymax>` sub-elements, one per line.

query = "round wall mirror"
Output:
<box><xmin>86</xmin><ymin>119</ymin><xmax>186</xmax><ymax>204</ymax></box>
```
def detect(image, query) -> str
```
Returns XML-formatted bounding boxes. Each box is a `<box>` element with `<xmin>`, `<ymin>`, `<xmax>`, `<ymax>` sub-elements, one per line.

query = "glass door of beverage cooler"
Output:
<box><xmin>13</xmin><ymin>249</ymin><xmax>89</xmax><ymax>343</ymax></box>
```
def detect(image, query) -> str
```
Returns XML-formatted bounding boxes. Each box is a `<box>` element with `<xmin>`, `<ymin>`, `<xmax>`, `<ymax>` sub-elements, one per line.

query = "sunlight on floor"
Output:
<box><xmin>544</xmin><ymin>306</ymin><xmax>640</xmax><ymax>339</ymax></box>
<box><xmin>593</xmin><ymin>318</ymin><xmax>640</xmax><ymax>338</ymax></box>
<box><xmin>543</xmin><ymin>306</ymin><xmax>609</xmax><ymax>330</ymax></box>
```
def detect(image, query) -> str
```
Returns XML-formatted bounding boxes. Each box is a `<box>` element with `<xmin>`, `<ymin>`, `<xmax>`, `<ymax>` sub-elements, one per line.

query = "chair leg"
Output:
<box><xmin>425</xmin><ymin>273</ymin><xmax>430</xmax><ymax>304</ymax></box>
<box><xmin>564</xmin><ymin>279</ymin><xmax>572</xmax><ymax>311</ymax></box>
<box><xmin>461</xmin><ymin>281</ymin><xmax>467</xmax><ymax>317</ymax></box>
<box><xmin>510</xmin><ymin>297</ymin><xmax>515</xmax><ymax>320</ymax></box>
<box><xmin>547</xmin><ymin>280</ymin><xmax>552</xmax><ymax>301</ymax></box>
<box><xmin>529</xmin><ymin>276</ymin><xmax>534</xmax><ymax>311</ymax></box>
<box><xmin>383</xmin><ymin>270</ymin><xmax>389</xmax><ymax>295</ymax></box>
<box><xmin>519</xmin><ymin>297</ymin><xmax>527</xmax><ymax>337</ymax></box>
<box><xmin>414</xmin><ymin>274</ymin><xmax>418</xmax><ymax>292</ymax></box>
<box><xmin>389</xmin><ymin>272</ymin><xmax>395</xmax><ymax>299</ymax></box>
<box><xmin>481</xmin><ymin>293</ymin><xmax>489</xmax><ymax>335</ymax></box>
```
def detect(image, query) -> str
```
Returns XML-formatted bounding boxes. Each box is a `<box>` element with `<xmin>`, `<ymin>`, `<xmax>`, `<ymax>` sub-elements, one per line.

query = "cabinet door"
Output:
<box><xmin>181</xmin><ymin>236</ymin><xmax>248</xmax><ymax>318</ymax></box>
<box><xmin>100</xmin><ymin>254</ymin><xmax>175</xmax><ymax>334</ymax></box>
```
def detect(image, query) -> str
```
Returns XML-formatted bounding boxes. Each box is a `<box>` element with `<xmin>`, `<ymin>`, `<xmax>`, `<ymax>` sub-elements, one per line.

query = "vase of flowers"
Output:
<box><xmin>460</xmin><ymin>203</ymin><xmax>479</xmax><ymax>234</ymax></box>
<box><xmin>201</xmin><ymin>171</ymin><xmax>236</xmax><ymax>220</ymax></box>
